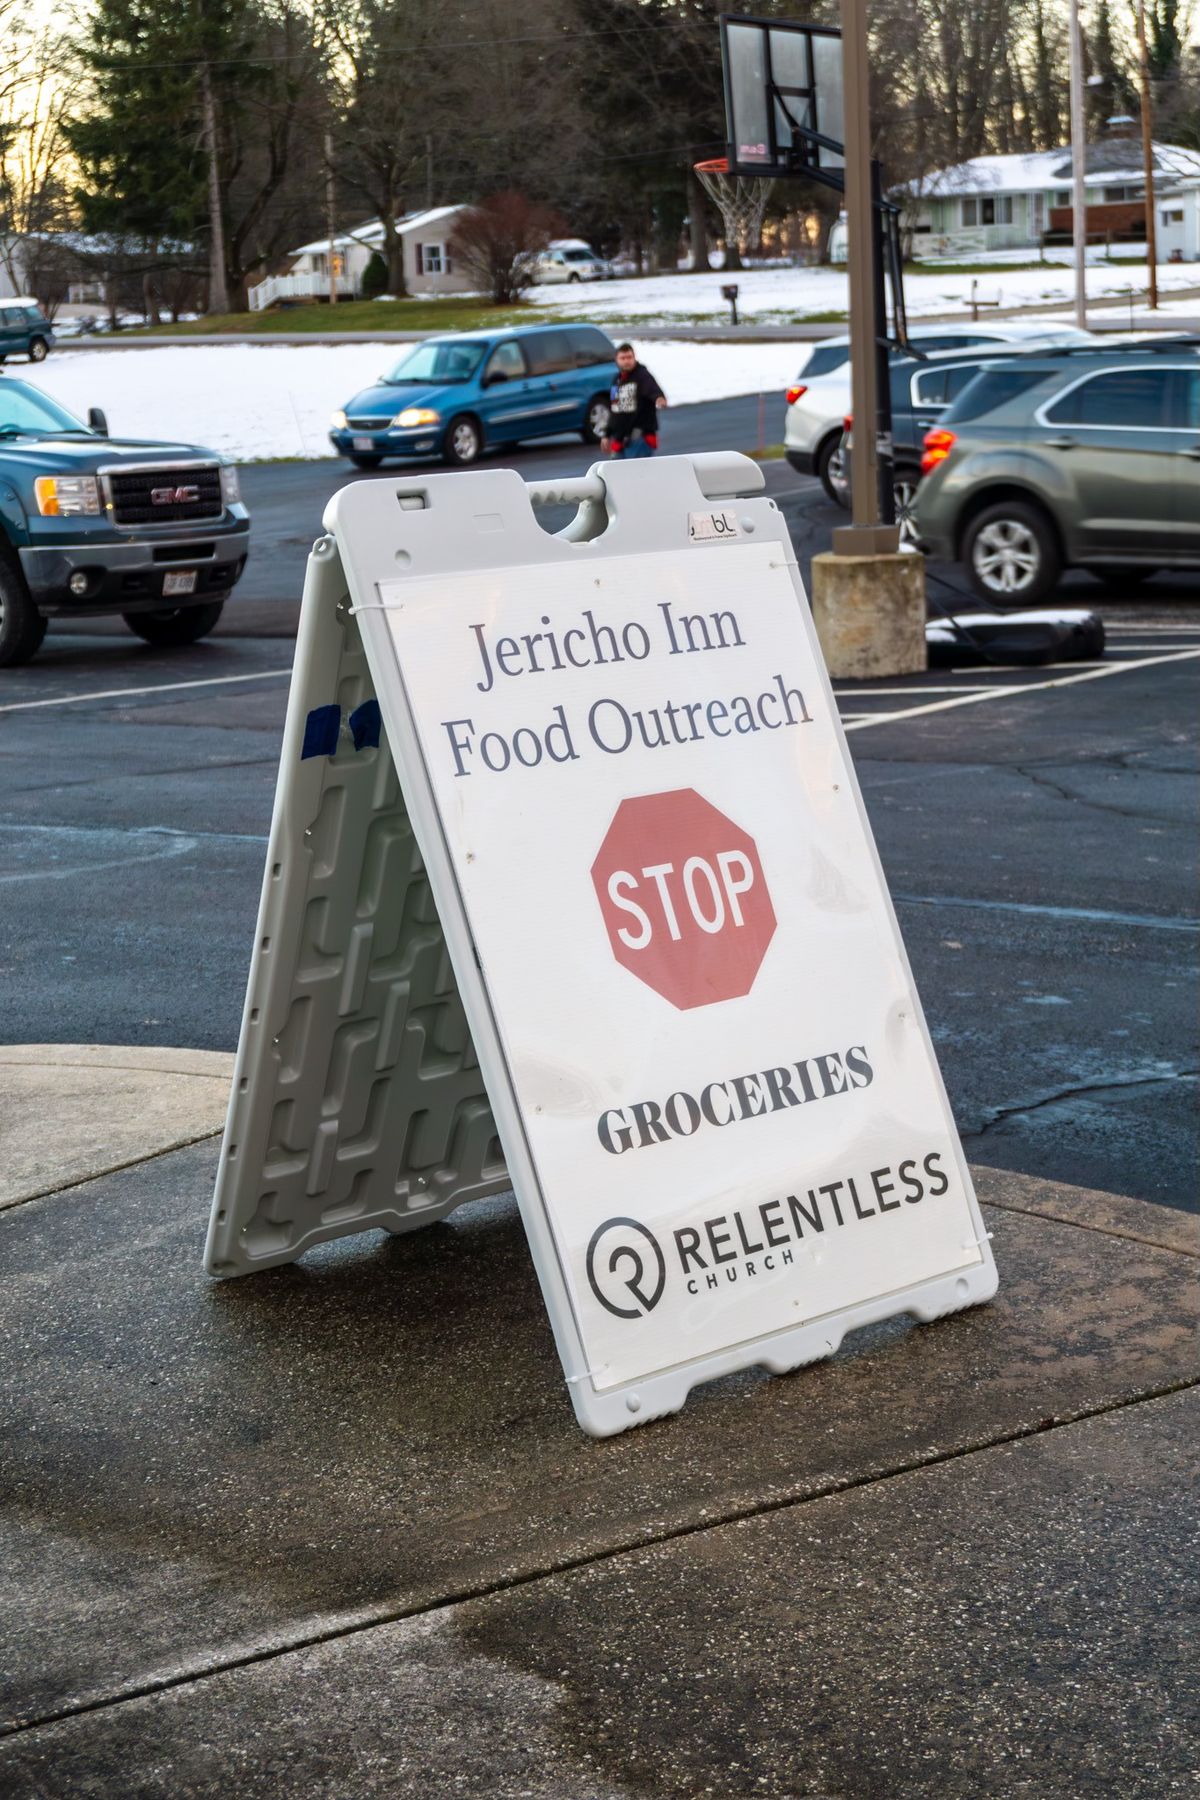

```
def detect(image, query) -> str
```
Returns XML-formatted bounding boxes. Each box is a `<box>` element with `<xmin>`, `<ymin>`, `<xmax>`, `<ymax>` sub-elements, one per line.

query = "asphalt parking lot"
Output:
<box><xmin>1</xmin><ymin>420</ymin><xmax>1197</xmax><ymax>1212</ymax></box>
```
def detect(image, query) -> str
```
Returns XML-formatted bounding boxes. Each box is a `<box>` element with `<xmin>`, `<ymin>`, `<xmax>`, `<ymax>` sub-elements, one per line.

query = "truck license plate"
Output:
<box><xmin>353</xmin><ymin>436</ymin><xmax>375</xmax><ymax>451</ymax></box>
<box><xmin>163</xmin><ymin>571</ymin><xmax>197</xmax><ymax>596</ymax></box>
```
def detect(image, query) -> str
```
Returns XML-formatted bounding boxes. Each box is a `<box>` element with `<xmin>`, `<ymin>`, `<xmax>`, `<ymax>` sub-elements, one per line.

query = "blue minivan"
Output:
<box><xmin>329</xmin><ymin>323</ymin><xmax>618</xmax><ymax>468</ymax></box>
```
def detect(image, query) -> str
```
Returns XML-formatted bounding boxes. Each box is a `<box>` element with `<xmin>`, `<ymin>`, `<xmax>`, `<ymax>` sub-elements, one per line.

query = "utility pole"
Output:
<box><xmin>200</xmin><ymin>59</ymin><xmax>230</xmax><ymax>316</ymax></box>
<box><xmin>833</xmin><ymin>0</ymin><xmax>897</xmax><ymax>554</ymax></box>
<box><xmin>325</xmin><ymin>130</ymin><xmax>338</xmax><ymax>307</ymax></box>
<box><xmin>1136</xmin><ymin>0</ymin><xmax>1159</xmax><ymax>308</ymax></box>
<box><xmin>1068</xmin><ymin>0</ymin><xmax>1088</xmax><ymax>330</ymax></box>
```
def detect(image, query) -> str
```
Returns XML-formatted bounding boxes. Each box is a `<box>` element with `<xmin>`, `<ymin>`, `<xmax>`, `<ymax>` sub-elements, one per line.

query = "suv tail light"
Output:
<box><xmin>785</xmin><ymin>383</ymin><xmax>807</xmax><ymax>405</ymax></box>
<box><xmin>921</xmin><ymin>428</ymin><xmax>957</xmax><ymax>475</ymax></box>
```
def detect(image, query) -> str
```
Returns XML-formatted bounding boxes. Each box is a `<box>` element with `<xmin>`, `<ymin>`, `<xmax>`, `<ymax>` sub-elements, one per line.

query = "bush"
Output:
<box><xmin>449</xmin><ymin>191</ymin><xmax>566</xmax><ymax>304</ymax></box>
<box><xmin>360</xmin><ymin>251</ymin><xmax>389</xmax><ymax>301</ymax></box>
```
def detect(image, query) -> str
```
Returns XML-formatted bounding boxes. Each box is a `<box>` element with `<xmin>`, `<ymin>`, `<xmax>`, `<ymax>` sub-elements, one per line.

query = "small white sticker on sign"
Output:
<box><xmin>689</xmin><ymin>509</ymin><xmax>740</xmax><ymax>542</ymax></box>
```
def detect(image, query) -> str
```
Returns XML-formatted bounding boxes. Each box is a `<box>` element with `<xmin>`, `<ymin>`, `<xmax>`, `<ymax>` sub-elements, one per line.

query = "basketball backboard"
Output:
<box><xmin>721</xmin><ymin>13</ymin><xmax>844</xmax><ymax>179</ymax></box>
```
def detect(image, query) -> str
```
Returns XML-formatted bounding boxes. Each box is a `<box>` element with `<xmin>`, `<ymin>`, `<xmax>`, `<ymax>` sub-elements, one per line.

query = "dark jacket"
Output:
<box><xmin>608</xmin><ymin>363</ymin><xmax>664</xmax><ymax>440</ymax></box>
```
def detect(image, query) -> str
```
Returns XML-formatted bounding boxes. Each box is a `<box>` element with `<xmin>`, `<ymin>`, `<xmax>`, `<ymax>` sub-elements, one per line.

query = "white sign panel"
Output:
<box><xmin>365</xmin><ymin>535</ymin><xmax>996</xmax><ymax>1422</ymax></box>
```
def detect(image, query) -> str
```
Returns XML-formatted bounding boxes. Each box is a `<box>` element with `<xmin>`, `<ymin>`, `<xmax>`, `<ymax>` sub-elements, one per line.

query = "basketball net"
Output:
<box><xmin>694</xmin><ymin>157</ymin><xmax>774</xmax><ymax>256</ymax></box>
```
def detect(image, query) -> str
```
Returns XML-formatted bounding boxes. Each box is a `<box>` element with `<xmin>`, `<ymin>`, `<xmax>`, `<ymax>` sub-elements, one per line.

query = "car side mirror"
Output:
<box><xmin>88</xmin><ymin>407</ymin><xmax>108</xmax><ymax>436</ymax></box>
<box><xmin>484</xmin><ymin>370</ymin><xmax>507</xmax><ymax>386</ymax></box>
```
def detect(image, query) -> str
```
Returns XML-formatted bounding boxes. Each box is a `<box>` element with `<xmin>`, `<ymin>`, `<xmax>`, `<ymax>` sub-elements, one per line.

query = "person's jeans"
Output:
<box><xmin>610</xmin><ymin>436</ymin><xmax>654</xmax><ymax>459</ymax></box>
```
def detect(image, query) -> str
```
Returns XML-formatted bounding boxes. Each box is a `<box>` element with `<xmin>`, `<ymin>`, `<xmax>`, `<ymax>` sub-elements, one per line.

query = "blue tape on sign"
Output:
<box><xmin>301</xmin><ymin>704</ymin><xmax>341</xmax><ymax>759</ymax></box>
<box><xmin>348</xmin><ymin>700</ymin><xmax>382</xmax><ymax>751</ymax></box>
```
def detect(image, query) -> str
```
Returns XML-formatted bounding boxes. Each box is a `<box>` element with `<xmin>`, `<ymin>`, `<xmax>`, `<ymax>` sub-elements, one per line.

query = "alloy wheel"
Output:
<box><xmin>451</xmin><ymin>420</ymin><xmax>480</xmax><ymax>463</ymax></box>
<box><xmin>827</xmin><ymin>442</ymin><xmax>849</xmax><ymax>503</ymax></box>
<box><xmin>894</xmin><ymin>476</ymin><xmax>921</xmax><ymax>552</ymax></box>
<box><xmin>972</xmin><ymin>518</ymin><xmax>1041</xmax><ymax>595</ymax></box>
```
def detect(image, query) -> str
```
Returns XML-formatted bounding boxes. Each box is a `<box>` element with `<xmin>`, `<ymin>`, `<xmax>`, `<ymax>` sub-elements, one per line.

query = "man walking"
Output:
<box><xmin>604</xmin><ymin>343</ymin><xmax>666</xmax><ymax>458</ymax></box>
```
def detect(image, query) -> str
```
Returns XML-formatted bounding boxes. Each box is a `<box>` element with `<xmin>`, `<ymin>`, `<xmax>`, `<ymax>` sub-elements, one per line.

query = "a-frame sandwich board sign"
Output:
<box><xmin>206</xmin><ymin>451</ymin><xmax>997</xmax><ymax>1437</ymax></box>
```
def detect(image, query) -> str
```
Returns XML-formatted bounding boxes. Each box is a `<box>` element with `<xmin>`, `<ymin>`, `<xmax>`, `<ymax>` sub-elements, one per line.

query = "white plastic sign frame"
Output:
<box><xmin>295</xmin><ymin>452</ymin><xmax>998</xmax><ymax>1437</ymax></box>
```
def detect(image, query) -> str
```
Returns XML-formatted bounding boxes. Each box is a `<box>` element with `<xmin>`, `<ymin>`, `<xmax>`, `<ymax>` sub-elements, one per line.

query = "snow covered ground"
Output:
<box><xmin>526</xmin><ymin>253</ymin><xmax>1198</xmax><ymax>324</ymax></box>
<box><xmin>31</xmin><ymin>340</ymin><xmax>801</xmax><ymax>462</ymax></box>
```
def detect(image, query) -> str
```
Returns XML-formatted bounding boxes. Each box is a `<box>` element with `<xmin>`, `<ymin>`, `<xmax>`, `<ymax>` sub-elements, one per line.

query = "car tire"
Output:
<box><xmin>123</xmin><ymin>601</ymin><xmax>225</xmax><ymax>646</ymax></box>
<box><xmin>963</xmin><ymin>499</ymin><xmax>1060</xmax><ymax>603</ymax></box>
<box><xmin>581</xmin><ymin>393</ymin><xmax>611</xmax><ymax>444</ymax></box>
<box><xmin>893</xmin><ymin>467</ymin><xmax>922</xmax><ymax>552</ymax></box>
<box><xmin>349</xmin><ymin>452</ymin><xmax>383</xmax><ymax>469</ymax></box>
<box><xmin>816</xmin><ymin>432</ymin><xmax>850</xmax><ymax>508</ymax></box>
<box><xmin>567</xmin><ymin>272</ymin><xmax>581</xmax><ymax>284</ymax></box>
<box><xmin>1091</xmin><ymin>565</ymin><xmax>1157</xmax><ymax>588</ymax></box>
<box><xmin>0</xmin><ymin>548</ymin><xmax>48</xmax><ymax>667</ymax></box>
<box><xmin>443</xmin><ymin>414</ymin><xmax>483</xmax><ymax>467</ymax></box>
<box><xmin>28</xmin><ymin>337</ymin><xmax>48</xmax><ymax>362</ymax></box>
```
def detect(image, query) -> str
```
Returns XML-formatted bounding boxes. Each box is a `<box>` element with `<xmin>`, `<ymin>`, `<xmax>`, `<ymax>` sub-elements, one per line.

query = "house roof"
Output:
<box><xmin>289</xmin><ymin>207</ymin><xmax>469</xmax><ymax>258</ymax></box>
<box><xmin>904</xmin><ymin>142</ymin><xmax>1200</xmax><ymax>199</ymax></box>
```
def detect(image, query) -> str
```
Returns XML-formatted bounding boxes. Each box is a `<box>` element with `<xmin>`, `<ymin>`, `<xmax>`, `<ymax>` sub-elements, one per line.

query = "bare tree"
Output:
<box><xmin>0</xmin><ymin>3</ymin><xmax>72</xmax><ymax>301</ymax></box>
<box><xmin>449</xmin><ymin>192</ymin><xmax>566</xmax><ymax>303</ymax></box>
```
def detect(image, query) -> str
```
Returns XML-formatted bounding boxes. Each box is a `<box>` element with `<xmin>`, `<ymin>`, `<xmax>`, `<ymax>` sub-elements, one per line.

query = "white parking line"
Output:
<box><xmin>0</xmin><ymin>666</ymin><xmax>293</xmax><ymax>716</ymax></box>
<box><xmin>834</xmin><ymin>684</ymin><xmax>997</xmax><ymax>697</ymax></box>
<box><xmin>842</xmin><ymin>647</ymin><xmax>1200</xmax><ymax>732</ymax></box>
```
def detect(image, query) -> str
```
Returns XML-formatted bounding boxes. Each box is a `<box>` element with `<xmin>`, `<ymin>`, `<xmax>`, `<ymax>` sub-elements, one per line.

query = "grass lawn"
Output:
<box><xmin>126</xmin><ymin>296</ymin><xmax>556</xmax><ymax>336</ymax></box>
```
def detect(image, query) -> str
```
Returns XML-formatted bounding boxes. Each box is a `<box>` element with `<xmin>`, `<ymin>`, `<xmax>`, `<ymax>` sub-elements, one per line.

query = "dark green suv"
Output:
<box><xmin>0</xmin><ymin>301</ymin><xmax>54</xmax><ymax>363</ymax></box>
<box><xmin>913</xmin><ymin>340</ymin><xmax>1200</xmax><ymax>601</ymax></box>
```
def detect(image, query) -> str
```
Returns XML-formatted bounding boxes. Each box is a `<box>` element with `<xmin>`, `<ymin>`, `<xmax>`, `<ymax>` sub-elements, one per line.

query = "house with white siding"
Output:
<box><xmin>901</xmin><ymin>141</ymin><xmax>1200</xmax><ymax>255</ymax></box>
<box><xmin>250</xmin><ymin>207</ymin><xmax>474</xmax><ymax>309</ymax></box>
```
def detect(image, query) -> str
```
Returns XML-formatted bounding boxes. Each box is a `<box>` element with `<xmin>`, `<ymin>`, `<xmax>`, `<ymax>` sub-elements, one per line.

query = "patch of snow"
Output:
<box><xmin>533</xmin><ymin>258</ymin><xmax>1200</xmax><ymax>324</ymax></box>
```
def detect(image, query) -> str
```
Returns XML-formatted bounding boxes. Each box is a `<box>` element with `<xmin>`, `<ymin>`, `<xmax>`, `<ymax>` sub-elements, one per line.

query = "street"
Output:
<box><xmin>1</xmin><ymin>406</ymin><xmax>1196</xmax><ymax>1213</ymax></box>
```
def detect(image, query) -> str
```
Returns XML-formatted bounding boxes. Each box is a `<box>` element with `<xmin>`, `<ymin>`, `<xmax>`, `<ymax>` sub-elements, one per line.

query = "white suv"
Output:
<box><xmin>533</xmin><ymin>241</ymin><xmax>612</xmax><ymax>284</ymax></box>
<box><xmin>785</xmin><ymin>322</ymin><xmax>1093</xmax><ymax>504</ymax></box>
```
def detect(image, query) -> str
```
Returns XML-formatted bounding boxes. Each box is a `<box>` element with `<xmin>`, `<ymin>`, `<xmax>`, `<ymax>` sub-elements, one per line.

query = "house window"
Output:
<box><xmin>962</xmin><ymin>198</ymin><xmax>977</xmax><ymax>226</ymax></box>
<box><xmin>1163</xmin><ymin>209</ymin><xmax>1184</xmax><ymax>223</ymax></box>
<box><xmin>422</xmin><ymin>243</ymin><xmax>444</xmax><ymax>275</ymax></box>
<box><xmin>978</xmin><ymin>196</ymin><xmax>1013</xmax><ymax>226</ymax></box>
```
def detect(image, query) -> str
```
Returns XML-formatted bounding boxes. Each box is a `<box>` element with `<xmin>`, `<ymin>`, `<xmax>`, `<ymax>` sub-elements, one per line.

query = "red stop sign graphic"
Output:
<box><xmin>591</xmin><ymin>789</ymin><xmax>777</xmax><ymax>1010</ymax></box>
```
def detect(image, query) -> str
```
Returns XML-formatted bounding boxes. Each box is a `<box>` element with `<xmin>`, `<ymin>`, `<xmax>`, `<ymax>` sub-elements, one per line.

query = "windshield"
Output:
<box><xmin>383</xmin><ymin>340</ymin><xmax>487</xmax><ymax>384</ymax></box>
<box><xmin>0</xmin><ymin>381</ymin><xmax>86</xmax><ymax>436</ymax></box>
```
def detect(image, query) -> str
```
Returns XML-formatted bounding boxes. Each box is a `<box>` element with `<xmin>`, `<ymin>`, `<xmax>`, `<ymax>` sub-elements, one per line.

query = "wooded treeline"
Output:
<box><xmin>1</xmin><ymin>0</ymin><xmax>1196</xmax><ymax>311</ymax></box>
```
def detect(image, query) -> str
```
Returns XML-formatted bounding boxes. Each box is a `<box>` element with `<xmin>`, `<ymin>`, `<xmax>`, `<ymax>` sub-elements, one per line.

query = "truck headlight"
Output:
<box><xmin>34</xmin><ymin>475</ymin><xmax>101</xmax><ymax>517</ymax></box>
<box><xmin>394</xmin><ymin>408</ymin><xmax>440</xmax><ymax>427</ymax></box>
<box><xmin>330</xmin><ymin>409</ymin><xmax>348</xmax><ymax>430</ymax></box>
<box><xmin>220</xmin><ymin>464</ymin><xmax>241</xmax><ymax>504</ymax></box>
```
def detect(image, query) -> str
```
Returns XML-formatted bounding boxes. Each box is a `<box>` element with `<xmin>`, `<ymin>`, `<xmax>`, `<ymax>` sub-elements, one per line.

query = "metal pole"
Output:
<box><xmin>871</xmin><ymin>159</ymin><xmax>895</xmax><ymax>526</ymax></box>
<box><xmin>1136</xmin><ymin>0</ymin><xmax>1159</xmax><ymax>308</ymax></box>
<box><xmin>834</xmin><ymin>0</ymin><xmax>897</xmax><ymax>554</ymax></box>
<box><xmin>1068</xmin><ymin>0</ymin><xmax>1088</xmax><ymax>330</ymax></box>
<box><xmin>325</xmin><ymin>130</ymin><xmax>337</xmax><ymax>307</ymax></box>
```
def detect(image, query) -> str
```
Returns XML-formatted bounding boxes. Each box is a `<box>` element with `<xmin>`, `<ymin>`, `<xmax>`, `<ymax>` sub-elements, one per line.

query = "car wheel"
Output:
<box><xmin>816</xmin><ymin>433</ymin><xmax>850</xmax><ymax>508</ymax></box>
<box><xmin>893</xmin><ymin>468</ymin><xmax>922</xmax><ymax>552</ymax></box>
<box><xmin>964</xmin><ymin>500</ymin><xmax>1060</xmax><ymax>603</ymax></box>
<box><xmin>581</xmin><ymin>393</ymin><xmax>611</xmax><ymax>444</ymax></box>
<box><xmin>0</xmin><ymin>549</ymin><xmax>47</xmax><ymax>666</ymax></box>
<box><xmin>1091</xmin><ymin>565</ymin><xmax>1158</xmax><ymax>588</ymax></box>
<box><xmin>28</xmin><ymin>337</ymin><xmax>48</xmax><ymax>362</ymax></box>
<box><xmin>444</xmin><ymin>414</ymin><xmax>482</xmax><ymax>467</ymax></box>
<box><xmin>567</xmin><ymin>272</ymin><xmax>581</xmax><ymax>284</ymax></box>
<box><xmin>123</xmin><ymin>601</ymin><xmax>225</xmax><ymax>646</ymax></box>
<box><xmin>349</xmin><ymin>452</ymin><xmax>383</xmax><ymax>469</ymax></box>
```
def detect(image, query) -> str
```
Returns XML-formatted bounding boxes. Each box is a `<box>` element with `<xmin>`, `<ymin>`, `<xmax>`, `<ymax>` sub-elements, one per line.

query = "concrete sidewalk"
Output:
<box><xmin>0</xmin><ymin>1050</ymin><xmax>1195</xmax><ymax>1797</ymax></box>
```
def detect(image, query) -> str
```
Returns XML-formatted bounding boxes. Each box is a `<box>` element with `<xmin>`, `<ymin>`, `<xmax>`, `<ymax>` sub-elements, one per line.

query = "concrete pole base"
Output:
<box><xmin>810</xmin><ymin>551</ymin><xmax>928</xmax><ymax>680</ymax></box>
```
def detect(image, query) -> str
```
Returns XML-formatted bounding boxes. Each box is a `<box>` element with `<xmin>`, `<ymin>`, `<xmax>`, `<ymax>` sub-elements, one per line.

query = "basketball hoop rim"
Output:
<box><xmin>693</xmin><ymin>156</ymin><xmax>730</xmax><ymax>174</ymax></box>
